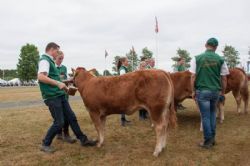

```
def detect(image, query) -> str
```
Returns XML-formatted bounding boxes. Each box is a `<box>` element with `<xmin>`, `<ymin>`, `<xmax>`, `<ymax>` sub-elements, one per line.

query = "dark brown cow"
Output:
<box><xmin>170</xmin><ymin>68</ymin><xmax>249</xmax><ymax>123</ymax></box>
<box><xmin>72</xmin><ymin>67</ymin><xmax>176</xmax><ymax>157</ymax></box>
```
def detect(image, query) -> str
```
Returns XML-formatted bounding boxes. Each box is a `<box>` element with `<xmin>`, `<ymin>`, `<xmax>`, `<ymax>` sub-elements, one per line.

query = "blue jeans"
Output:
<box><xmin>196</xmin><ymin>90</ymin><xmax>219</xmax><ymax>142</ymax></box>
<box><xmin>43</xmin><ymin>95</ymin><xmax>87</xmax><ymax>146</ymax></box>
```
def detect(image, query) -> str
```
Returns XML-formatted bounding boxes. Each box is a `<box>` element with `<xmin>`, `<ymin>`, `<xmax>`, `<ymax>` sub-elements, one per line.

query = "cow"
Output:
<box><xmin>170</xmin><ymin>68</ymin><xmax>249</xmax><ymax>124</ymax></box>
<box><xmin>71</xmin><ymin>67</ymin><xmax>176</xmax><ymax>157</ymax></box>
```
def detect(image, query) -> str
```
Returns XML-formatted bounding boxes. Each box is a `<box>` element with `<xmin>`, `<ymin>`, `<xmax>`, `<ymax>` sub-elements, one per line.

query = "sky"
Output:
<box><xmin>0</xmin><ymin>0</ymin><xmax>250</xmax><ymax>73</ymax></box>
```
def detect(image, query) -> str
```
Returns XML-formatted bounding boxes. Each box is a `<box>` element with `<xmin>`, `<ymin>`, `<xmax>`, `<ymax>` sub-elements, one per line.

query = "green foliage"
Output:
<box><xmin>103</xmin><ymin>70</ymin><xmax>112</xmax><ymax>76</ymax></box>
<box><xmin>0</xmin><ymin>69</ymin><xmax>18</xmax><ymax>80</ymax></box>
<box><xmin>222</xmin><ymin>45</ymin><xmax>240</xmax><ymax>68</ymax></box>
<box><xmin>95</xmin><ymin>70</ymin><xmax>102</xmax><ymax>76</ymax></box>
<box><xmin>126</xmin><ymin>49</ymin><xmax>139</xmax><ymax>72</ymax></box>
<box><xmin>141</xmin><ymin>47</ymin><xmax>153</xmax><ymax>59</ymax></box>
<box><xmin>17</xmin><ymin>44</ymin><xmax>40</xmax><ymax>81</ymax></box>
<box><xmin>171</xmin><ymin>48</ymin><xmax>192</xmax><ymax>70</ymax></box>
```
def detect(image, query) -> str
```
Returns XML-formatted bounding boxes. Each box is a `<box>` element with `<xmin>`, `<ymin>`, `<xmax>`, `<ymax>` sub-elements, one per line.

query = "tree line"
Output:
<box><xmin>0</xmin><ymin>43</ymin><xmax>247</xmax><ymax>81</ymax></box>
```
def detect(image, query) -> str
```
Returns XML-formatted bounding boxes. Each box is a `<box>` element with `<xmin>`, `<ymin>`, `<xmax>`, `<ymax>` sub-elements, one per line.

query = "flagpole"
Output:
<box><xmin>154</xmin><ymin>16</ymin><xmax>159</xmax><ymax>68</ymax></box>
<box><xmin>104</xmin><ymin>57</ymin><xmax>107</xmax><ymax>76</ymax></box>
<box><xmin>132</xmin><ymin>48</ymin><xmax>134</xmax><ymax>71</ymax></box>
<box><xmin>3</xmin><ymin>69</ymin><xmax>5</xmax><ymax>80</ymax></box>
<box><xmin>155</xmin><ymin>32</ymin><xmax>159</xmax><ymax>68</ymax></box>
<box><xmin>104</xmin><ymin>50</ymin><xmax>107</xmax><ymax>76</ymax></box>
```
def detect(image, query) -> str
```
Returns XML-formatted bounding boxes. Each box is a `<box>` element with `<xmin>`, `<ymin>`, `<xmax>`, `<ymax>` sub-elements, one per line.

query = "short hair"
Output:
<box><xmin>45</xmin><ymin>42</ymin><xmax>60</xmax><ymax>52</ymax></box>
<box><xmin>58</xmin><ymin>50</ymin><xmax>64</xmax><ymax>56</ymax></box>
<box><xmin>141</xmin><ymin>56</ymin><xmax>147</xmax><ymax>61</ymax></box>
<box><xmin>177</xmin><ymin>57</ymin><xmax>184</xmax><ymax>62</ymax></box>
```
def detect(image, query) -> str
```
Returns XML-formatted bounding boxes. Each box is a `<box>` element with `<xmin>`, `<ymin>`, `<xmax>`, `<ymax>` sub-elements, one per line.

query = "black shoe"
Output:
<box><xmin>199</xmin><ymin>140</ymin><xmax>213</xmax><ymax>149</ymax></box>
<box><xmin>121</xmin><ymin>120</ymin><xmax>126</xmax><ymax>126</ymax></box>
<box><xmin>80</xmin><ymin>139</ymin><xmax>98</xmax><ymax>147</ymax></box>
<box><xmin>40</xmin><ymin>145</ymin><xmax>56</xmax><ymax>153</ymax></box>
<box><xmin>125</xmin><ymin>119</ymin><xmax>131</xmax><ymax>123</ymax></box>
<box><xmin>121</xmin><ymin>119</ymin><xmax>131</xmax><ymax>126</ymax></box>
<box><xmin>64</xmin><ymin>136</ymin><xmax>77</xmax><ymax>144</ymax></box>
<box><xmin>211</xmin><ymin>137</ymin><xmax>216</xmax><ymax>146</ymax></box>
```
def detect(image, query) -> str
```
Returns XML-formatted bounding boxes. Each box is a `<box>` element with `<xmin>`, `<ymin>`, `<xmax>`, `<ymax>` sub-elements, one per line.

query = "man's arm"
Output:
<box><xmin>191</xmin><ymin>74</ymin><xmax>196</xmax><ymax>98</ymax></box>
<box><xmin>221</xmin><ymin>76</ymin><xmax>227</xmax><ymax>96</ymax></box>
<box><xmin>37</xmin><ymin>73</ymin><xmax>66</xmax><ymax>90</ymax></box>
<box><xmin>220</xmin><ymin>61</ymin><xmax>229</xmax><ymax>96</ymax></box>
<box><xmin>37</xmin><ymin>60</ymin><xmax>66</xmax><ymax>90</ymax></box>
<box><xmin>189</xmin><ymin>58</ymin><xmax>196</xmax><ymax>98</ymax></box>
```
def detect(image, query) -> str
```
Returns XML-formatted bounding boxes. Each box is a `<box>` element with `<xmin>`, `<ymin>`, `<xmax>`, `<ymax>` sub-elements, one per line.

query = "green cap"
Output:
<box><xmin>206</xmin><ymin>38</ymin><xmax>219</xmax><ymax>47</ymax></box>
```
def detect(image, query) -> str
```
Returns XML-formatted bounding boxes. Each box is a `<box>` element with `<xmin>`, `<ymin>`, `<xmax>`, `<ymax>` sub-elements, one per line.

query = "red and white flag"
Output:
<box><xmin>155</xmin><ymin>16</ymin><xmax>159</xmax><ymax>33</ymax></box>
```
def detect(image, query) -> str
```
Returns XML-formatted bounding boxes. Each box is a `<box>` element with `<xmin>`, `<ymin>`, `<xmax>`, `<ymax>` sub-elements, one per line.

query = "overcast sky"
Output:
<box><xmin>0</xmin><ymin>0</ymin><xmax>250</xmax><ymax>73</ymax></box>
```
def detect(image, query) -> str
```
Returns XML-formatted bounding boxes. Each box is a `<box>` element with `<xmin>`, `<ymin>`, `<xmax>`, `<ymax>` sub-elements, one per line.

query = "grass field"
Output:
<box><xmin>0</xmin><ymin>86</ymin><xmax>250</xmax><ymax>166</ymax></box>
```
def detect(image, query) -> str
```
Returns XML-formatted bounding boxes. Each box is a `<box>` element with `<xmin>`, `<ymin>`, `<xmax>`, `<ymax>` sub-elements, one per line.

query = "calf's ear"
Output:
<box><xmin>71</xmin><ymin>68</ymin><xmax>76</xmax><ymax>74</ymax></box>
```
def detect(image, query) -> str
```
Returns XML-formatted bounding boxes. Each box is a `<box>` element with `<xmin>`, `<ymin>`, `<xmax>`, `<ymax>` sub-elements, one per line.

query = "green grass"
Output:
<box><xmin>0</xmin><ymin>87</ymin><xmax>249</xmax><ymax>166</ymax></box>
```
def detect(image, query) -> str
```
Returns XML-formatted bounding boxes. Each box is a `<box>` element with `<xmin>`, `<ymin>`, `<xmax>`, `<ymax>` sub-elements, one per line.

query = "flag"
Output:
<box><xmin>155</xmin><ymin>16</ymin><xmax>159</xmax><ymax>33</ymax></box>
<box><xmin>105</xmin><ymin>50</ymin><xmax>108</xmax><ymax>58</ymax></box>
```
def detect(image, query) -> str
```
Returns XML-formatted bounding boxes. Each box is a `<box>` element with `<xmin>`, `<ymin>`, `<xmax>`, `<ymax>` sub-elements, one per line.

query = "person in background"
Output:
<box><xmin>55</xmin><ymin>51</ymin><xmax>76</xmax><ymax>143</ymax></box>
<box><xmin>117</xmin><ymin>57</ymin><xmax>131</xmax><ymax>126</ymax></box>
<box><xmin>38</xmin><ymin>42</ymin><xmax>97</xmax><ymax>153</ymax></box>
<box><xmin>175</xmin><ymin>57</ymin><xmax>187</xmax><ymax>110</ymax></box>
<box><xmin>138</xmin><ymin>59</ymin><xmax>148</xmax><ymax>120</ymax></box>
<box><xmin>190</xmin><ymin>38</ymin><xmax>229</xmax><ymax>149</ymax></box>
<box><xmin>176</xmin><ymin>57</ymin><xmax>186</xmax><ymax>72</ymax></box>
<box><xmin>145</xmin><ymin>58</ymin><xmax>155</xmax><ymax>69</ymax></box>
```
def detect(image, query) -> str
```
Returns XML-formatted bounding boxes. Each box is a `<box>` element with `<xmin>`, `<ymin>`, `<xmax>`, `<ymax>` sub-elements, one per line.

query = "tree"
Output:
<box><xmin>95</xmin><ymin>70</ymin><xmax>102</xmax><ymax>76</ymax></box>
<box><xmin>141</xmin><ymin>47</ymin><xmax>153</xmax><ymax>59</ymax></box>
<box><xmin>17</xmin><ymin>44</ymin><xmax>40</xmax><ymax>81</ymax></box>
<box><xmin>0</xmin><ymin>69</ymin><xmax>18</xmax><ymax>80</ymax></box>
<box><xmin>126</xmin><ymin>48</ymin><xmax>139</xmax><ymax>72</ymax></box>
<box><xmin>112</xmin><ymin>55</ymin><xmax>120</xmax><ymax>73</ymax></box>
<box><xmin>171</xmin><ymin>48</ymin><xmax>192</xmax><ymax>70</ymax></box>
<box><xmin>103</xmin><ymin>70</ymin><xmax>112</xmax><ymax>76</ymax></box>
<box><xmin>222</xmin><ymin>45</ymin><xmax>240</xmax><ymax>68</ymax></box>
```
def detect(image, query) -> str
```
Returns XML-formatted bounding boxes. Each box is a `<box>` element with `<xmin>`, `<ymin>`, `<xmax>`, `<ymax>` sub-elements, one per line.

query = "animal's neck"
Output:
<box><xmin>75</xmin><ymin>72</ymin><xmax>93</xmax><ymax>92</ymax></box>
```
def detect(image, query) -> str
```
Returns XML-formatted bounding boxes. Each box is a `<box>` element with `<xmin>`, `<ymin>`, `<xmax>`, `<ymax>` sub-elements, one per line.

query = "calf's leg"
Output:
<box><xmin>151</xmin><ymin>108</ymin><xmax>168</xmax><ymax>157</ymax></box>
<box><xmin>232</xmin><ymin>91</ymin><xmax>242</xmax><ymax>114</ymax></box>
<box><xmin>89</xmin><ymin>111</ymin><xmax>106</xmax><ymax>147</ymax></box>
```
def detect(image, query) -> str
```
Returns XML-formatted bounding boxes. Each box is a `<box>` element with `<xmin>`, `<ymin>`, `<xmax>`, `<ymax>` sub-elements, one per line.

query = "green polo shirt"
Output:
<box><xmin>177</xmin><ymin>64</ymin><xmax>186</xmax><ymax>72</ymax></box>
<box><xmin>57</xmin><ymin>65</ymin><xmax>67</xmax><ymax>80</ymax></box>
<box><xmin>195</xmin><ymin>50</ymin><xmax>224</xmax><ymax>91</ymax></box>
<box><xmin>118</xmin><ymin>66</ymin><xmax>128</xmax><ymax>75</ymax></box>
<box><xmin>56</xmin><ymin>64</ymin><xmax>69</xmax><ymax>100</ymax></box>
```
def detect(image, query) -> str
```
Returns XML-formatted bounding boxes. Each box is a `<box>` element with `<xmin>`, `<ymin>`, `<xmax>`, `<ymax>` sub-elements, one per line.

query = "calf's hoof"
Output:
<box><xmin>97</xmin><ymin>142</ymin><xmax>103</xmax><ymax>148</ymax></box>
<box><xmin>153</xmin><ymin>151</ymin><xmax>160</xmax><ymax>157</ymax></box>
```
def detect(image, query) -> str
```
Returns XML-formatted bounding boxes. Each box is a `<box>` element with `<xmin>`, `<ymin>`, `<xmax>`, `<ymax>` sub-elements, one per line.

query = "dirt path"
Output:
<box><xmin>0</xmin><ymin>96</ymin><xmax>82</xmax><ymax>110</ymax></box>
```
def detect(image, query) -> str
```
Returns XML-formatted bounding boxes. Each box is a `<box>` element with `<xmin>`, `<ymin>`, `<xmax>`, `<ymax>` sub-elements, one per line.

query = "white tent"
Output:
<box><xmin>0</xmin><ymin>78</ymin><xmax>8</xmax><ymax>86</ymax></box>
<box><xmin>8</xmin><ymin>78</ymin><xmax>21</xmax><ymax>86</ymax></box>
<box><xmin>0</xmin><ymin>78</ymin><xmax>7</xmax><ymax>83</ymax></box>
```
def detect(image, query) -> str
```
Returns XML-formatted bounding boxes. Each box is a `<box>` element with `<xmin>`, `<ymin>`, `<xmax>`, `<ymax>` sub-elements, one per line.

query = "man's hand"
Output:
<box><xmin>57</xmin><ymin>81</ymin><xmax>67</xmax><ymax>90</ymax></box>
<box><xmin>219</xmin><ymin>91</ymin><xmax>225</xmax><ymax>97</ymax></box>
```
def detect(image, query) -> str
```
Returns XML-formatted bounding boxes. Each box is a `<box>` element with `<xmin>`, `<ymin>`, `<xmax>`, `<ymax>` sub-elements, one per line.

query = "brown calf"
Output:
<box><xmin>72</xmin><ymin>67</ymin><xmax>176</xmax><ymax>157</ymax></box>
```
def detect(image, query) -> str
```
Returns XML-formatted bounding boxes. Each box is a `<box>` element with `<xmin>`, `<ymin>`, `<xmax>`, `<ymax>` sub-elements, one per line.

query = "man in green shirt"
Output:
<box><xmin>190</xmin><ymin>38</ymin><xmax>229</xmax><ymax>149</ymax></box>
<box><xmin>38</xmin><ymin>42</ymin><xmax>97</xmax><ymax>153</ymax></box>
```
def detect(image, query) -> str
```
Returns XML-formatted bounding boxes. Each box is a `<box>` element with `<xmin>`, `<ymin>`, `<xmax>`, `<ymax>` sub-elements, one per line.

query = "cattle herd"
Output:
<box><xmin>61</xmin><ymin>67</ymin><xmax>250</xmax><ymax>156</ymax></box>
